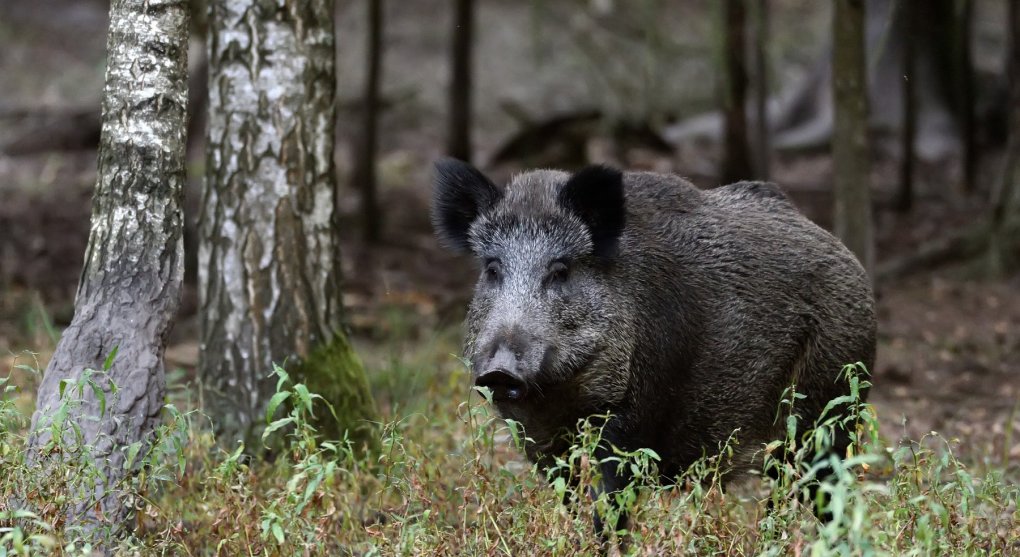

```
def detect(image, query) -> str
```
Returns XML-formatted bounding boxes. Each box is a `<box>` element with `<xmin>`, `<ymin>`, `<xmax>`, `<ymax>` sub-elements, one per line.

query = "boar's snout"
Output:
<box><xmin>474</xmin><ymin>345</ymin><xmax>529</xmax><ymax>402</ymax></box>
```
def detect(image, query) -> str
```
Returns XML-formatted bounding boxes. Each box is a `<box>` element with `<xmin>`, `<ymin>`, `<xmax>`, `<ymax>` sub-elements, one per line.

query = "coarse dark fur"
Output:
<box><xmin>432</xmin><ymin>158</ymin><xmax>876</xmax><ymax>533</ymax></box>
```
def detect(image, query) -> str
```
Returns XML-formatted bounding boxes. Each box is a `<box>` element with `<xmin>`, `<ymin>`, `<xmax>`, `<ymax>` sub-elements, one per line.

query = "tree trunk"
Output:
<box><xmin>448</xmin><ymin>0</ymin><xmax>474</xmax><ymax>162</ymax></box>
<box><xmin>355</xmin><ymin>0</ymin><xmax>384</xmax><ymax>244</ymax></box>
<box><xmin>667</xmin><ymin>0</ymin><xmax>973</xmax><ymax>166</ymax></box>
<box><xmin>832</xmin><ymin>0</ymin><xmax>875</xmax><ymax>275</ymax></box>
<box><xmin>26</xmin><ymin>0</ymin><xmax>189</xmax><ymax>542</ymax></box>
<box><xmin>895</xmin><ymin>0</ymin><xmax>916</xmax><ymax>213</ymax></box>
<box><xmin>957</xmin><ymin>0</ymin><xmax>976</xmax><ymax>193</ymax></box>
<box><xmin>201</xmin><ymin>0</ymin><xmax>377</xmax><ymax>449</ymax></box>
<box><xmin>753</xmin><ymin>0</ymin><xmax>771</xmax><ymax>180</ymax></box>
<box><xmin>721</xmin><ymin>0</ymin><xmax>754</xmax><ymax>183</ymax></box>
<box><xmin>988</xmin><ymin>0</ymin><xmax>1020</xmax><ymax>275</ymax></box>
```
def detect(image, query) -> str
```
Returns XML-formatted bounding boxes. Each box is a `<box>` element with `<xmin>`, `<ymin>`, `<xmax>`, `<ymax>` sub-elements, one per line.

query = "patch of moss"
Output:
<box><xmin>296</xmin><ymin>332</ymin><xmax>380</xmax><ymax>457</ymax></box>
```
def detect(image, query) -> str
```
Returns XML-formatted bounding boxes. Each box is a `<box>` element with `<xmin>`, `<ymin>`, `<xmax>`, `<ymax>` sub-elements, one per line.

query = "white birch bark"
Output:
<box><xmin>201</xmin><ymin>0</ymin><xmax>375</xmax><ymax>445</ymax></box>
<box><xmin>26</xmin><ymin>0</ymin><xmax>190</xmax><ymax>542</ymax></box>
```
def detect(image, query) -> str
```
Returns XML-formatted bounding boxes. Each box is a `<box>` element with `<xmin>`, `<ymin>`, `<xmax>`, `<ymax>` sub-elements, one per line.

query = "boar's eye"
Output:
<box><xmin>483</xmin><ymin>259</ymin><xmax>502</xmax><ymax>283</ymax></box>
<box><xmin>546</xmin><ymin>260</ymin><xmax>570</xmax><ymax>286</ymax></box>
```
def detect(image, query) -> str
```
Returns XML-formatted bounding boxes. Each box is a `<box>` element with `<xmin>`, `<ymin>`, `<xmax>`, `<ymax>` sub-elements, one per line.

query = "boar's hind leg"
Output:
<box><xmin>804</xmin><ymin>409</ymin><xmax>855</xmax><ymax>523</ymax></box>
<box><xmin>764</xmin><ymin>410</ymin><xmax>854</xmax><ymax>522</ymax></box>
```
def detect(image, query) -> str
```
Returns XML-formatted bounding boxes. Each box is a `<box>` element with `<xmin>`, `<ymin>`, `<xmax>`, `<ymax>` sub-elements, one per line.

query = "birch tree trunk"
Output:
<box><xmin>832</xmin><ymin>0</ymin><xmax>875</xmax><ymax>276</ymax></box>
<box><xmin>26</xmin><ymin>0</ymin><xmax>189</xmax><ymax>541</ymax></box>
<box><xmin>201</xmin><ymin>0</ymin><xmax>377</xmax><ymax>448</ymax></box>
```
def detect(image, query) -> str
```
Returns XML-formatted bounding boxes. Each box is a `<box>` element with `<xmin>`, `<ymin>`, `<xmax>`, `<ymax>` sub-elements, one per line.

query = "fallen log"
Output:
<box><xmin>489</xmin><ymin>108</ymin><xmax>672</xmax><ymax>169</ymax></box>
<box><xmin>876</xmin><ymin>218</ymin><xmax>1020</xmax><ymax>282</ymax></box>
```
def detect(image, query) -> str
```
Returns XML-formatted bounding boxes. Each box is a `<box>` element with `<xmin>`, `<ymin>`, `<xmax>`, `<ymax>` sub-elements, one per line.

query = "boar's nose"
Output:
<box><xmin>475</xmin><ymin>346</ymin><xmax>528</xmax><ymax>402</ymax></box>
<box><xmin>475</xmin><ymin>370</ymin><xmax>528</xmax><ymax>402</ymax></box>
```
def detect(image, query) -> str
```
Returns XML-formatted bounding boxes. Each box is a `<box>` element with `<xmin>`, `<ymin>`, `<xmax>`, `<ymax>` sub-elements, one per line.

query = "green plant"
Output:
<box><xmin>3</xmin><ymin>339</ymin><xmax>1018</xmax><ymax>555</ymax></box>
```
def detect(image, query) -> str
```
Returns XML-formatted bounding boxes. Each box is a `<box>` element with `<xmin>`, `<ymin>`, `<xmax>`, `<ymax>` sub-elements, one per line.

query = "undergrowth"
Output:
<box><xmin>1</xmin><ymin>331</ymin><xmax>1018</xmax><ymax>555</ymax></box>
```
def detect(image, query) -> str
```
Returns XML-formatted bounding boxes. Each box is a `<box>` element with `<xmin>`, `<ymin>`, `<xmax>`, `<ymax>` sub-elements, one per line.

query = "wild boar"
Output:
<box><xmin>432</xmin><ymin>159</ymin><xmax>876</xmax><ymax>532</ymax></box>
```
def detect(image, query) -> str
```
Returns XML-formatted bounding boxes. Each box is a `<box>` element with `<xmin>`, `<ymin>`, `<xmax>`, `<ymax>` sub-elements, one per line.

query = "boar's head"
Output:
<box><xmin>431</xmin><ymin>159</ymin><xmax>633</xmax><ymax>449</ymax></box>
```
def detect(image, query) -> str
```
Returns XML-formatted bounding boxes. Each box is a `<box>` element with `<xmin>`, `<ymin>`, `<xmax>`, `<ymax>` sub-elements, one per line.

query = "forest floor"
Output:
<box><xmin>1</xmin><ymin>1</ymin><xmax>1019</xmax><ymax>552</ymax></box>
<box><xmin>4</xmin><ymin>195</ymin><xmax>1020</xmax><ymax>468</ymax></box>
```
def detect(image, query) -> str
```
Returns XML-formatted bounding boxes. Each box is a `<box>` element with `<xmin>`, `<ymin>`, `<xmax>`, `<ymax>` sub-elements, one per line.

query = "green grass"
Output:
<box><xmin>1</xmin><ymin>319</ymin><xmax>1019</xmax><ymax>556</ymax></box>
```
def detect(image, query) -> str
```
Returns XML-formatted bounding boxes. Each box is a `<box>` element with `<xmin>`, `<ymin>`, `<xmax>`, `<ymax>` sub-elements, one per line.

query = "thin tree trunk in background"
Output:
<box><xmin>202</xmin><ymin>0</ymin><xmax>377</xmax><ymax>448</ymax></box>
<box><xmin>895</xmin><ymin>0</ymin><xmax>916</xmax><ymax>213</ymax></box>
<box><xmin>988</xmin><ymin>0</ymin><xmax>1020</xmax><ymax>274</ymax></box>
<box><xmin>832</xmin><ymin>0</ymin><xmax>875</xmax><ymax>275</ymax></box>
<box><xmin>754</xmin><ymin>0</ymin><xmax>771</xmax><ymax>180</ymax></box>
<box><xmin>957</xmin><ymin>0</ymin><xmax>976</xmax><ymax>193</ymax></box>
<box><xmin>27</xmin><ymin>0</ymin><xmax>189</xmax><ymax>541</ymax></box>
<box><xmin>448</xmin><ymin>0</ymin><xmax>474</xmax><ymax>162</ymax></box>
<box><xmin>721</xmin><ymin>0</ymin><xmax>753</xmax><ymax>183</ymax></box>
<box><xmin>356</xmin><ymin>0</ymin><xmax>384</xmax><ymax>243</ymax></box>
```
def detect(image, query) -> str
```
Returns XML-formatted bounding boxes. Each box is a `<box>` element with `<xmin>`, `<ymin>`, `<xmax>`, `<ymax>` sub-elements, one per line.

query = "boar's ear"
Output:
<box><xmin>432</xmin><ymin>158</ymin><xmax>504</xmax><ymax>253</ymax></box>
<box><xmin>558</xmin><ymin>165</ymin><xmax>625</xmax><ymax>258</ymax></box>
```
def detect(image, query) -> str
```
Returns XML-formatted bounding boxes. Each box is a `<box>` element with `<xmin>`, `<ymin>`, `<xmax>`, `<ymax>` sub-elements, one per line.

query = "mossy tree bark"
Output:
<box><xmin>201</xmin><ymin>0</ymin><xmax>377</xmax><ymax>449</ymax></box>
<box><xmin>832</xmin><ymin>0</ymin><xmax>875</xmax><ymax>276</ymax></box>
<box><xmin>26</xmin><ymin>0</ymin><xmax>189</xmax><ymax>542</ymax></box>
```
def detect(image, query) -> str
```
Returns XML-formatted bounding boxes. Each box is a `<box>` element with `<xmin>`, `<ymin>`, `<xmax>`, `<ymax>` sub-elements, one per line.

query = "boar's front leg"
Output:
<box><xmin>590</xmin><ymin>420</ymin><xmax>633</xmax><ymax>542</ymax></box>
<box><xmin>547</xmin><ymin>419</ymin><xmax>633</xmax><ymax>545</ymax></box>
